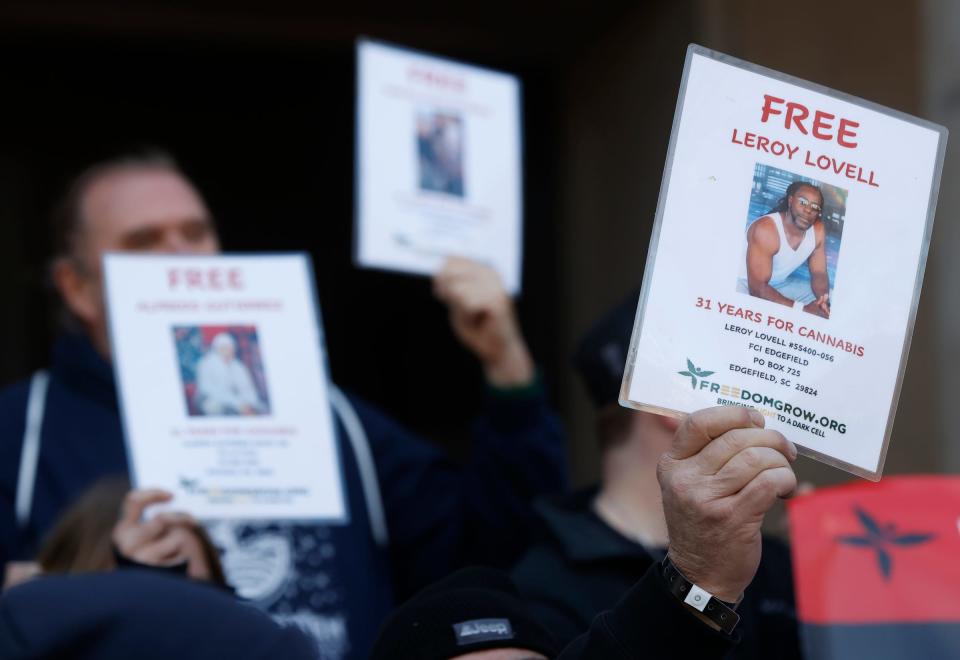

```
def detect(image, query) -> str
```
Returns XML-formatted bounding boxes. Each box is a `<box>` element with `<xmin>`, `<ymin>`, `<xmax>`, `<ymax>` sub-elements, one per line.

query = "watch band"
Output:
<box><xmin>661</xmin><ymin>556</ymin><xmax>741</xmax><ymax>635</ymax></box>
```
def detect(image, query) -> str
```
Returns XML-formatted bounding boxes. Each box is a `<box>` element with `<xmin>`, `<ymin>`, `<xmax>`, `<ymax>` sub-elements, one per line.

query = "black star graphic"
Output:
<box><xmin>836</xmin><ymin>506</ymin><xmax>935</xmax><ymax>581</ymax></box>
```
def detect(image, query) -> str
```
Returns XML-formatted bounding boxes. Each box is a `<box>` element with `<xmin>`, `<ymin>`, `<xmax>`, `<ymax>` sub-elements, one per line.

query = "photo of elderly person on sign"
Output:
<box><xmin>192</xmin><ymin>330</ymin><xmax>268</xmax><ymax>416</ymax></box>
<box><xmin>738</xmin><ymin>167</ymin><xmax>846</xmax><ymax>319</ymax></box>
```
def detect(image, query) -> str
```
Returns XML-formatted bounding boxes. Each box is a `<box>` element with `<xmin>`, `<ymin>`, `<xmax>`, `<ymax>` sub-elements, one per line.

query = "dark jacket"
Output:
<box><xmin>368</xmin><ymin>563</ymin><xmax>737</xmax><ymax>660</ymax></box>
<box><xmin>512</xmin><ymin>490</ymin><xmax>801</xmax><ymax>660</ymax></box>
<box><xmin>0</xmin><ymin>334</ymin><xmax>567</xmax><ymax>660</ymax></box>
<box><xmin>557</xmin><ymin>562</ymin><xmax>738</xmax><ymax>659</ymax></box>
<box><xmin>0</xmin><ymin>570</ymin><xmax>316</xmax><ymax>660</ymax></box>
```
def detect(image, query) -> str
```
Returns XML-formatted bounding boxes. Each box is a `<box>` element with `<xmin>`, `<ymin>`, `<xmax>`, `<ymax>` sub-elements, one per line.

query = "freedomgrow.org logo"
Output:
<box><xmin>678</xmin><ymin>358</ymin><xmax>714</xmax><ymax>389</ymax></box>
<box><xmin>676</xmin><ymin>356</ymin><xmax>847</xmax><ymax>435</ymax></box>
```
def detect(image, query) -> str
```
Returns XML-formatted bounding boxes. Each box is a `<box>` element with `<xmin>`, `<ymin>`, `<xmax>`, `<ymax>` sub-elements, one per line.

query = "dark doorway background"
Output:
<box><xmin>0</xmin><ymin>2</ymin><xmax>644</xmax><ymax>455</ymax></box>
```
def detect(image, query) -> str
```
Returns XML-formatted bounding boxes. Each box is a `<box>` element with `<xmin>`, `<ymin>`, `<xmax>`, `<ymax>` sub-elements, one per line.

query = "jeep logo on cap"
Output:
<box><xmin>453</xmin><ymin>618</ymin><xmax>514</xmax><ymax>645</ymax></box>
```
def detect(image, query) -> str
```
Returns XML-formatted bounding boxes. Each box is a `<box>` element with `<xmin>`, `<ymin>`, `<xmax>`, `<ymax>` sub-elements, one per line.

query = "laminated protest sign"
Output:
<box><xmin>105</xmin><ymin>253</ymin><xmax>346</xmax><ymax>521</ymax></box>
<box><xmin>355</xmin><ymin>39</ymin><xmax>523</xmax><ymax>294</ymax></box>
<box><xmin>620</xmin><ymin>45</ymin><xmax>947</xmax><ymax>480</ymax></box>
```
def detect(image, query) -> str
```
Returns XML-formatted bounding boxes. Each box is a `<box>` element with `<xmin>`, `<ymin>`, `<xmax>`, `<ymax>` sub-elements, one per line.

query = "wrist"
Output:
<box><xmin>666</xmin><ymin>550</ymin><xmax>743</xmax><ymax>605</ymax></box>
<box><xmin>661</xmin><ymin>556</ymin><xmax>741</xmax><ymax>635</ymax></box>
<box><xmin>483</xmin><ymin>340</ymin><xmax>535</xmax><ymax>387</ymax></box>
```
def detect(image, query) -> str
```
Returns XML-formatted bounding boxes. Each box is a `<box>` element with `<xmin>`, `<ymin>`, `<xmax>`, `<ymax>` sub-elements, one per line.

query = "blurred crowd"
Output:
<box><xmin>0</xmin><ymin>152</ymin><xmax>803</xmax><ymax>660</ymax></box>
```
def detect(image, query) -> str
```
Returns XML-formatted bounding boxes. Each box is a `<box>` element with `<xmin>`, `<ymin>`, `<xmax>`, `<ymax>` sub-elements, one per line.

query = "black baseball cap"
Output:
<box><xmin>370</xmin><ymin>567</ymin><xmax>560</xmax><ymax>660</ymax></box>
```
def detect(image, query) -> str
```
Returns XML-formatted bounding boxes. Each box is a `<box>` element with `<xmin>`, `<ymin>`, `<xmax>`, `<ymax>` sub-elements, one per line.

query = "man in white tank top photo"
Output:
<box><xmin>740</xmin><ymin>181</ymin><xmax>831</xmax><ymax>318</ymax></box>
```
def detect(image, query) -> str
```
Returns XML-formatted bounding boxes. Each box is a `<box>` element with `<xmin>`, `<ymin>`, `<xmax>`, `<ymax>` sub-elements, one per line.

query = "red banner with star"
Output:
<box><xmin>788</xmin><ymin>475</ymin><xmax>960</xmax><ymax>624</ymax></box>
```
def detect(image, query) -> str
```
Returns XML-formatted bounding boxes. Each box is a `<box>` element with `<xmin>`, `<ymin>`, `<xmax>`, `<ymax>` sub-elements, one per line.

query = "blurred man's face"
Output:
<box><xmin>80</xmin><ymin>166</ymin><xmax>219</xmax><ymax>265</ymax></box>
<box><xmin>452</xmin><ymin>649</ymin><xmax>548</xmax><ymax>660</ymax></box>
<box><xmin>56</xmin><ymin>166</ymin><xmax>220</xmax><ymax>355</ymax></box>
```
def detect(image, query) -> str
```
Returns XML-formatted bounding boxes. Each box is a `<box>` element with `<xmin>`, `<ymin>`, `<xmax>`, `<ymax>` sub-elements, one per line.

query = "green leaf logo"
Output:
<box><xmin>179</xmin><ymin>476</ymin><xmax>200</xmax><ymax>494</ymax></box>
<box><xmin>678</xmin><ymin>358</ymin><xmax>714</xmax><ymax>389</ymax></box>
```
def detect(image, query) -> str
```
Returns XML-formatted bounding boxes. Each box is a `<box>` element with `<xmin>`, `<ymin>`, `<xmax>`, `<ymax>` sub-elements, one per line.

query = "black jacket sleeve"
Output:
<box><xmin>557</xmin><ymin>564</ymin><xmax>738</xmax><ymax>659</ymax></box>
<box><xmin>348</xmin><ymin>384</ymin><xmax>567</xmax><ymax>599</ymax></box>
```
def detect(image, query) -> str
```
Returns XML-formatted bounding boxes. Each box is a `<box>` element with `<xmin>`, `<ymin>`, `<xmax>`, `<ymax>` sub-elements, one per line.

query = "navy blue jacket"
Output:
<box><xmin>0</xmin><ymin>570</ymin><xmax>317</xmax><ymax>659</ymax></box>
<box><xmin>0</xmin><ymin>334</ymin><xmax>567</xmax><ymax>659</ymax></box>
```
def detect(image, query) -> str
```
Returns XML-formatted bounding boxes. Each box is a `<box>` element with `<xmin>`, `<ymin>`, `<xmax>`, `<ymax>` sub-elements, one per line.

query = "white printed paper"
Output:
<box><xmin>355</xmin><ymin>39</ymin><xmax>523</xmax><ymax>294</ymax></box>
<box><xmin>105</xmin><ymin>253</ymin><xmax>346</xmax><ymax>520</ymax></box>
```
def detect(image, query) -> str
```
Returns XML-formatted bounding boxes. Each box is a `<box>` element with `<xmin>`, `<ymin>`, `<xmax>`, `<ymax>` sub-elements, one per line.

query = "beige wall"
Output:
<box><xmin>559</xmin><ymin>0</ymin><xmax>944</xmax><ymax>486</ymax></box>
<box><xmin>923</xmin><ymin>0</ymin><xmax>960</xmax><ymax>472</ymax></box>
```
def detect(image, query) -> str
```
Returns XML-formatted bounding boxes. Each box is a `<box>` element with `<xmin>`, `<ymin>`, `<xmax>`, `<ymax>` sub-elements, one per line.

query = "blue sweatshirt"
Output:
<box><xmin>0</xmin><ymin>570</ymin><xmax>318</xmax><ymax>660</ymax></box>
<box><xmin>0</xmin><ymin>334</ymin><xmax>567</xmax><ymax>659</ymax></box>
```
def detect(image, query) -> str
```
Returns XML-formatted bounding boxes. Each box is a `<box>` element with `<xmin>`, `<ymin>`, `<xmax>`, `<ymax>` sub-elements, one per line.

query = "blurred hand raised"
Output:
<box><xmin>433</xmin><ymin>257</ymin><xmax>534</xmax><ymax>387</ymax></box>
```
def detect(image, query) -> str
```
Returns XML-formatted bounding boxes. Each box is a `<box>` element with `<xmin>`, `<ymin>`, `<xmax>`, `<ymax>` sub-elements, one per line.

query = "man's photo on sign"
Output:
<box><xmin>173</xmin><ymin>325</ymin><xmax>271</xmax><ymax>417</ymax></box>
<box><xmin>416</xmin><ymin>108</ymin><xmax>465</xmax><ymax>197</ymax></box>
<box><xmin>737</xmin><ymin>163</ymin><xmax>846</xmax><ymax>318</ymax></box>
